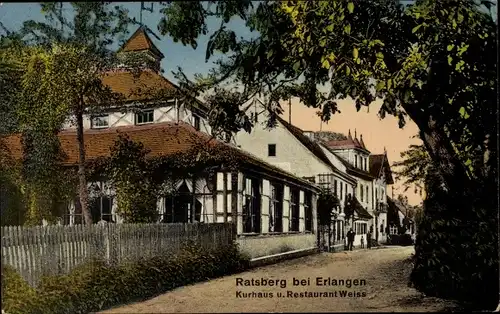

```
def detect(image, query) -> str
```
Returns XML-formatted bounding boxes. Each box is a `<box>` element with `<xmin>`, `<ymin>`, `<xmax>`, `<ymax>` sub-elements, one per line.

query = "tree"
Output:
<box><xmin>392</xmin><ymin>136</ymin><xmax>432</xmax><ymax>196</ymax></box>
<box><xmin>157</xmin><ymin>0</ymin><xmax>496</xmax><ymax>188</ymax></box>
<box><xmin>107</xmin><ymin>135</ymin><xmax>158</xmax><ymax>223</ymax></box>
<box><xmin>316</xmin><ymin>187</ymin><xmax>339</xmax><ymax>226</ymax></box>
<box><xmin>5</xmin><ymin>3</ymin><xmax>135</xmax><ymax>224</ymax></box>
<box><xmin>156</xmin><ymin>0</ymin><xmax>497</xmax><ymax>308</ymax></box>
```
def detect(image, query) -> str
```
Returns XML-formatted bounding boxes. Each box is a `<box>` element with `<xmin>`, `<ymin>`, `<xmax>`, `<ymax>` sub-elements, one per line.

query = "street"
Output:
<box><xmin>101</xmin><ymin>246</ymin><xmax>459</xmax><ymax>313</ymax></box>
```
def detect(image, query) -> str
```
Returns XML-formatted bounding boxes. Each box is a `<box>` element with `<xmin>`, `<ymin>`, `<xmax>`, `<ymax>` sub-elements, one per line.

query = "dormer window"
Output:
<box><xmin>135</xmin><ymin>109</ymin><xmax>154</xmax><ymax>125</ymax></box>
<box><xmin>91</xmin><ymin>115</ymin><xmax>109</xmax><ymax>129</ymax></box>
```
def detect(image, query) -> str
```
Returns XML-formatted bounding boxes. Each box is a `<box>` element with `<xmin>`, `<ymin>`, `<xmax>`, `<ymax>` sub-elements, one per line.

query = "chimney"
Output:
<box><xmin>303</xmin><ymin>131</ymin><xmax>315</xmax><ymax>140</ymax></box>
<box><xmin>354</xmin><ymin>129</ymin><xmax>357</xmax><ymax>139</ymax></box>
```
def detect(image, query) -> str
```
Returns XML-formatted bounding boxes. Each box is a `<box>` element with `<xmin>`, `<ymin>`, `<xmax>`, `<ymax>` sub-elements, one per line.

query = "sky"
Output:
<box><xmin>5</xmin><ymin>1</ymin><xmax>488</xmax><ymax>205</ymax></box>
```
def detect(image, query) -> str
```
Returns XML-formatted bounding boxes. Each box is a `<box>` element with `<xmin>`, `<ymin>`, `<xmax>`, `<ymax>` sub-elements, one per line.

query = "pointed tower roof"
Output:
<box><xmin>353</xmin><ymin>129</ymin><xmax>362</xmax><ymax>147</ymax></box>
<box><xmin>324</xmin><ymin>128</ymin><xmax>370</xmax><ymax>154</ymax></box>
<box><xmin>119</xmin><ymin>26</ymin><xmax>164</xmax><ymax>59</ymax></box>
<box><xmin>360</xmin><ymin>134</ymin><xmax>366</xmax><ymax>149</ymax></box>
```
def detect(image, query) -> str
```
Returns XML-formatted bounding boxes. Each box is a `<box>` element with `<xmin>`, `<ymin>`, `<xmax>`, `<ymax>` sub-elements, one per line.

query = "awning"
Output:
<box><xmin>352</xmin><ymin>196</ymin><xmax>373</xmax><ymax>220</ymax></box>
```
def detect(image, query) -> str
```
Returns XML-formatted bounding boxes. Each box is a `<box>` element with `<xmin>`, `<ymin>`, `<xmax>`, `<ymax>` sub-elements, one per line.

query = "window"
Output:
<box><xmin>333</xmin><ymin>180</ymin><xmax>338</xmax><ymax>197</ymax></box>
<box><xmin>355</xmin><ymin>223</ymin><xmax>367</xmax><ymax>235</ymax></box>
<box><xmin>268</xmin><ymin>144</ymin><xmax>276</xmax><ymax>157</ymax></box>
<box><xmin>90</xmin><ymin>195</ymin><xmax>114</xmax><ymax>223</ymax></box>
<box><xmin>243</xmin><ymin>177</ymin><xmax>261</xmax><ymax>233</ymax></box>
<box><xmin>290</xmin><ymin>189</ymin><xmax>300</xmax><ymax>232</ymax></box>
<box><xmin>375</xmin><ymin>189</ymin><xmax>378</xmax><ymax>201</ymax></box>
<box><xmin>355</xmin><ymin>155</ymin><xmax>358</xmax><ymax>168</ymax></box>
<box><xmin>193</xmin><ymin>115</ymin><xmax>201</xmax><ymax>131</ymax></box>
<box><xmin>366</xmin><ymin>186</ymin><xmax>369</xmax><ymax>204</ymax></box>
<box><xmin>304</xmin><ymin>191</ymin><xmax>313</xmax><ymax>232</ymax></box>
<box><xmin>135</xmin><ymin>109</ymin><xmax>154</xmax><ymax>125</ymax></box>
<box><xmin>360</xmin><ymin>184</ymin><xmax>364</xmax><ymax>202</ymax></box>
<box><xmin>91</xmin><ymin>115</ymin><xmax>109</xmax><ymax>129</ymax></box>
<box><xmin>64</xmin><ymin>199</ymin><xmax>84</xmax><ymax>225</ymax></box>
<box><xmin>160</xmin><ymin>182</ymin><xmax>202</xmax><ymax>223</ymax></box>
<box><xmin>270</xmin><ymin>183</ymin><xmax>283</xmax><ymax>232</ymax></box>
<box><xmin>340</xmin><ymin>182</ymin><xmax>343</xmax><ymax>201</ymax></box>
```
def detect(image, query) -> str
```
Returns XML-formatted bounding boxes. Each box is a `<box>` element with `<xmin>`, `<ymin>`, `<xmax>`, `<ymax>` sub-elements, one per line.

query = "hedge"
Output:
<box><xmin>1</xmin><ymin>241</ymin><xmax>250</xmax><ymax>314</ymax></box>
<box><xmin>410</xmin><ymin>176</ymin><xmax>499</xmax><ymax>311</ymax></box>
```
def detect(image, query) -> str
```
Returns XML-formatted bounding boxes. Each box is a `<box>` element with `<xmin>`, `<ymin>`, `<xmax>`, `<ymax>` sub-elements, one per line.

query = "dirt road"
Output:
<box><xmin>101</xmin><ymin>246</ymin><xmax>459</xmax><ymax>313</ymax></box>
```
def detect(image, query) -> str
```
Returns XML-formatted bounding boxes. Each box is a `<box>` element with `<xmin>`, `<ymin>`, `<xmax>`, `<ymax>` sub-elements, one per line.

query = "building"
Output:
<box><xmin>0</xmin><ymin>27</ymin><xmax>322</xmax><ymax>259</ymax></box>
<box><xmin>314</xmin><ymin>130</ymin><xmax>394</xmax><ymax>245</ymax></box>
<box><xmin>369</xmin><ymin>153</ymin><xmax>394</xmax><ymax>243</ymax></box>
<box><xmin>236</xmin><ymin>110</ymin><xmax>359</xmax><ymax>251</ymax></box>
<box><xmin>62</xmin><ymin>26</ymin><xmax>212</xmax><ymax>136</ymax></box>
<box><xmin>387</xmin><ymin>197</ymin><xmax>415</xmax><ymax>237</ymax></box>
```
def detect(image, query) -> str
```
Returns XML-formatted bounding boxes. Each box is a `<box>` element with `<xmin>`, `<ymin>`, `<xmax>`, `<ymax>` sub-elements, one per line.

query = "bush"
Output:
<box><xmin>410</xmin><ymin>178</ymin><xmax>499</xmax><ymax>311</ymax></box>
<box><xmin>387</xmin><ymin>234</ymin><xmax>413</xmax><ymax>246</ymax></box>
<box><xmin>2</xmin><ymin>242</ymin><xmax>250</xmax><ymax>314</ymax></box>
<box><xmin>1</xmin><ymin>265</ymin><xmax>37</xmax><ymax>313</ymax></box>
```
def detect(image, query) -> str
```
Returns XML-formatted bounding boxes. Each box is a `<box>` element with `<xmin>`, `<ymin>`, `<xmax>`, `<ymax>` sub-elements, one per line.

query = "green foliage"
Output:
<box><xmin>316</xmin><ymin>187</ymin><xmax>340</xmax><ymax>225</ymax></box>
<box><xmin>2</xmin><ymin>2</ymin><xmax>140</xmax><ymax>225</ymax></box>
<box><xmin>1</xmin><ymin>265</ymin><xmax>37</xmax><ymax>313</ymax></box>
<box><xmin>155</xmin><ymin>1</ymin><xmax>494</xmax><ymax>308</ymax></box>
<box><xmin>392</xmin><ymin>140</ymin><xmax>430</xmax><ymax>195</ymax></box>
<box><xmin>410</xmin><ymin>177</ymin><xmax>498</xmax><ymax>310</ymax></box>
<box><xmin>1</xmin><ymin>242</ymin><xmax>250</xmax><ymax>314</ymax></box>
<box><xmin>19</xmin><ymin>3</ymin><xmax>132</xmax><ymax>56</ymax></box>
<box><xmin>107</xmin><ymin>134</ymin><xmax>159</xmax><ymax>223</ymax></box>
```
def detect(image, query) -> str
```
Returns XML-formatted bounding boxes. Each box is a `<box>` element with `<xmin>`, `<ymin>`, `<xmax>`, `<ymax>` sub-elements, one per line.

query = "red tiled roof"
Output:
<box><xmin>100</xmin><ymin>69</ymin><xmax>178</xmax><ymax>102</ymax></box>
<box><xmin>1</xmin><ymin>122</ymin><xmax>317</xmax><ymax>189</ymax></box>
<box><xmin>119</xmin><ymin>27</ymin><xmax>164</xmax><ymax>59</ymax></box>
<box><xmin>369</xmin><ymin>154</ymin><xmax>394</xmax><ymax>184</ymax></box>
<box><xmin>325</xmin><ymin>130</ymin><xmax>370</xmax><ymax>153</ymax></box>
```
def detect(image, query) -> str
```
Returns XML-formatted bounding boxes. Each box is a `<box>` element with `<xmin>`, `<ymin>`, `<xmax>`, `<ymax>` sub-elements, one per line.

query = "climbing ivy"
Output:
<box><xmin>316</xmin><ymin>187</ymin><xmax>339</xmax><ymax>226</ymax></box>
<box><xmin>106</xmin><ymin>134</ymin><xmax>159</xmax><ymax>223</ymax></box>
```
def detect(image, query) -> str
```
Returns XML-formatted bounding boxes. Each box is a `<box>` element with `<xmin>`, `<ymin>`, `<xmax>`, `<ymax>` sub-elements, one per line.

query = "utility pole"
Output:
<box><xmin>288</xmin><ymin>97</ymin><xmax>292</xmax><ymax>124</ymax></box>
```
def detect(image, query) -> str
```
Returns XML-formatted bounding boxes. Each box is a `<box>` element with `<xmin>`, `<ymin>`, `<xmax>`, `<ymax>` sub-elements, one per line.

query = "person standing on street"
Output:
<box><xmin>347</xmin><ymin>228</ymin><xmax>355</xmax><ymax>251</ymax></box>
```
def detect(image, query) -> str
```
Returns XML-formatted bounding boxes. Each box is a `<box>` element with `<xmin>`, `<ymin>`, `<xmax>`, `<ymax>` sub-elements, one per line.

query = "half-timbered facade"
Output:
<box><xmin>61</xmin><ymin>27</ymin><xmax>212</xmax><ymax>136</ymax></box>
<box><xmin>2</xmin><ymin>122</ymin><xmax>320</xmax><ymax>259</ymax></box>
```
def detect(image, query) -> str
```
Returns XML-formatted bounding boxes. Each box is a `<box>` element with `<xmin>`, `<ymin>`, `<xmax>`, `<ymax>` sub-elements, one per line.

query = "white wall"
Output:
<box><xmin>237</xmin><ymin>234</ymin><xmax>316</xmax><ymax>259</ymax></box>
<box><xmin>236</xmin><ymin>119</ymin><xmax>332</xmax><ymax>178</ymax></box>
<box><xmin>62</xmin><ymin>99</ymin><xmax>211</xmax><ymax>134</ymax></box>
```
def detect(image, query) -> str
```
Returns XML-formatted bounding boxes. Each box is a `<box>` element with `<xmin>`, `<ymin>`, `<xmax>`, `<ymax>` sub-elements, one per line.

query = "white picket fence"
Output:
<box><xmin>1</xmin><ymin>222</ymin><xmax>235</xmax><ymax>287</ymax></box>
